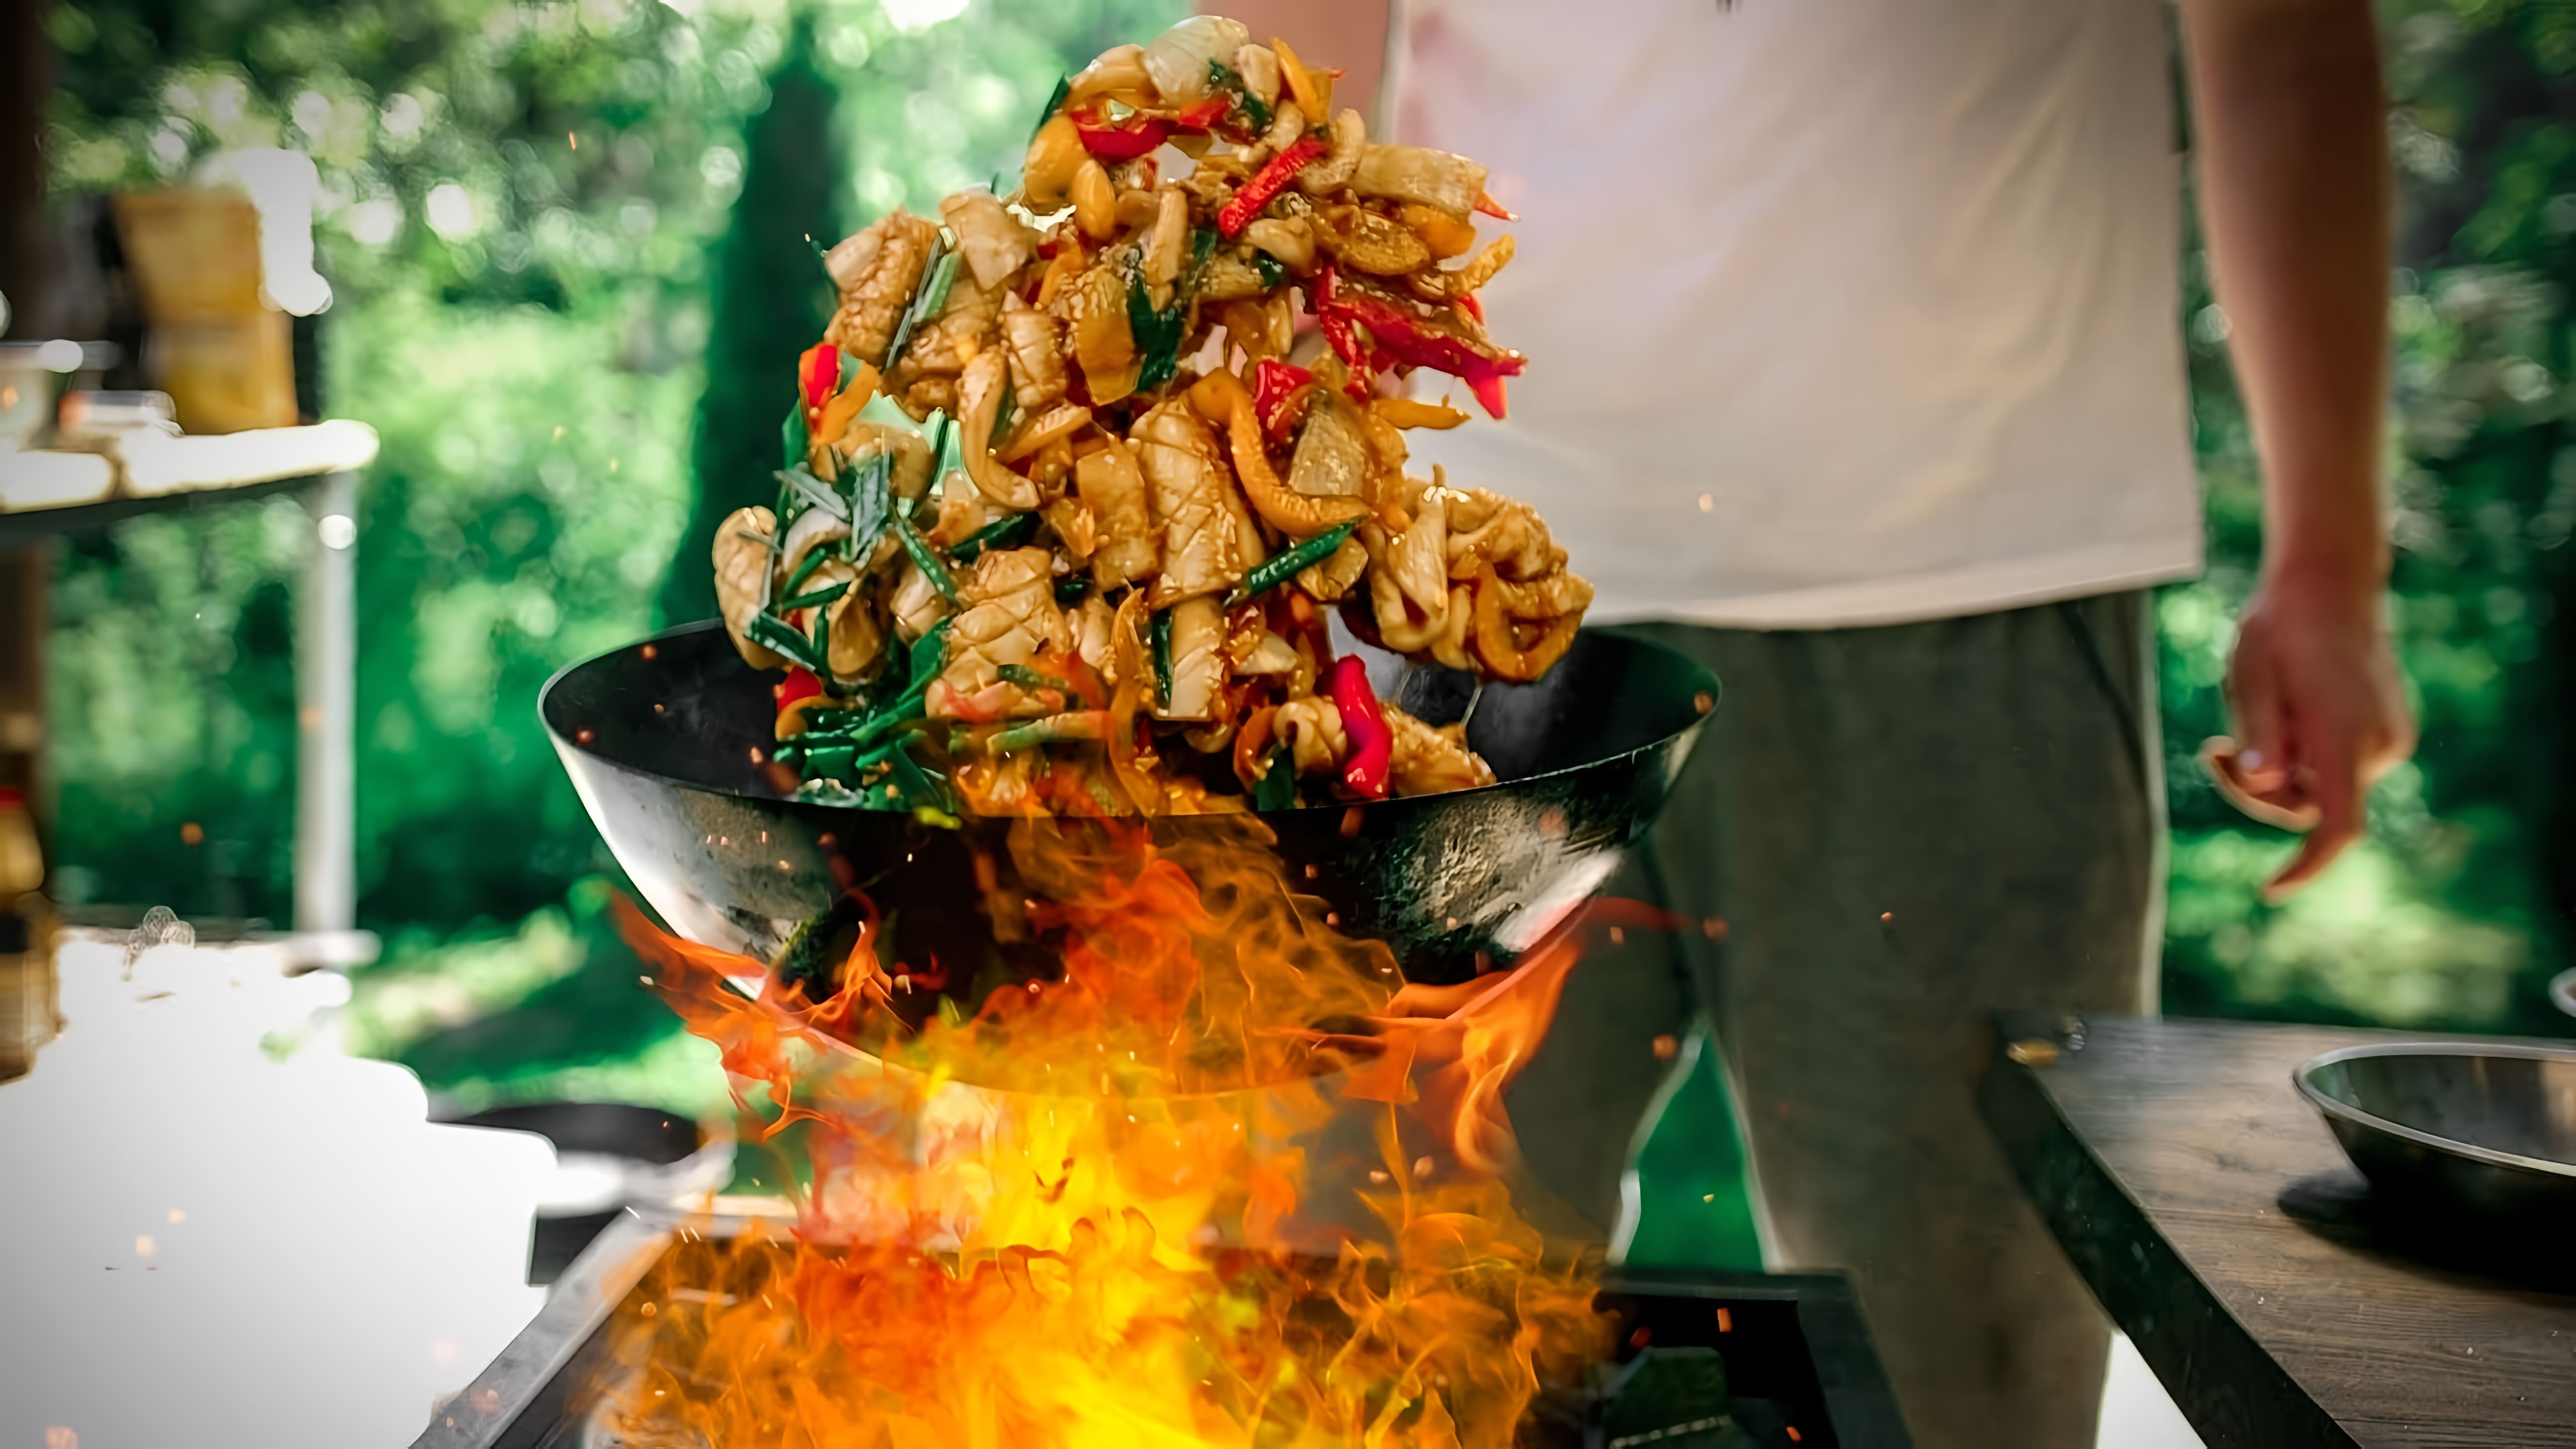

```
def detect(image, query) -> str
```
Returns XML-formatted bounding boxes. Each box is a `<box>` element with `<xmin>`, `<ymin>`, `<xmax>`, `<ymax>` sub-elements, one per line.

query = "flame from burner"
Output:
<box><xmin>606</xmin><ymin>816</ymin><xmax>1674</xmax><ymax>1447</ymax></box>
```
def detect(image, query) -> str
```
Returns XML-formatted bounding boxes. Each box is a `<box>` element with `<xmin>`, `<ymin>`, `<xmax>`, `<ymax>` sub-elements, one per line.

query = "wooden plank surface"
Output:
<box><xmin>1981</xmin><ymin>1014</ymin><xmax>2576</xmax><ymax>1449</ymax></box>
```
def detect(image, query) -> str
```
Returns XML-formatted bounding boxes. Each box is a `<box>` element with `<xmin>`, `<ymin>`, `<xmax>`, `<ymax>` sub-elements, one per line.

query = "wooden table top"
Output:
<box><xmin>1980</xmin><ymin>1014</ymin><xmax>2576</xmax><ymax>1449</ymax></box>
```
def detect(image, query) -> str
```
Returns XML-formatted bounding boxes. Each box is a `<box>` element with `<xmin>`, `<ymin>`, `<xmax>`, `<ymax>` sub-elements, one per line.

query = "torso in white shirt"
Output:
<box><xmin>1386</xmin><ymin>0</ymin><xmax>2203</xmax><ymax>628</ymax></box>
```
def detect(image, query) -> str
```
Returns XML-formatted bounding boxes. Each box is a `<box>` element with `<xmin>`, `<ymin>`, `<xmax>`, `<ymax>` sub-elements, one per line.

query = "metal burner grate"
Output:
<box><xmin>412</xmin><ymin>1213</ymin><xmax>1908</xmax><ymax>1449</ymax></box>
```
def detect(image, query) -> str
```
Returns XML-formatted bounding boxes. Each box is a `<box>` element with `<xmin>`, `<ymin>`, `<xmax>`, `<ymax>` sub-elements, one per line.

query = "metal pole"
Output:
<box><xmin>295</xmin><ymin>469</ymin><xmax>357</xmax><ymax>937</ymax></box>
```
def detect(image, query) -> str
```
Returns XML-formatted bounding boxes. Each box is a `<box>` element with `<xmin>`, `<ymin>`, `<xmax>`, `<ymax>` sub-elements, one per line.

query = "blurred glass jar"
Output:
<box><xmin>56</xmin><ymin>390</ymin><xmax>181</xmax><ymax>447</ymax></box>
<box><xmin>0</xmin><ymin>787</ymin><xmax>55</xmax><ymax>1084</ymax></box>
<box><xmin>0</xmin><ymin>340</ymin><xmax>116</xmax><ymax>450</ymax></box>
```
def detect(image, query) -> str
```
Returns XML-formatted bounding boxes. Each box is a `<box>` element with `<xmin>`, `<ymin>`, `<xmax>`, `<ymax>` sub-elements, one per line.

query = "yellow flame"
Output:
<box><xmin>607</xmin><ymin>817</ymin><xmax>1641</xmax><ymax>1446</ymax></box>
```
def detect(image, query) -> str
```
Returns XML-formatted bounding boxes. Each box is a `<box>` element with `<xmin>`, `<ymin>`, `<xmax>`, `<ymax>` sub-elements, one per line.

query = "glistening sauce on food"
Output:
<box><xmin>709</xmin><ymin>18</ymin><xmax>1589</xmax><ymax>818</ymax></box>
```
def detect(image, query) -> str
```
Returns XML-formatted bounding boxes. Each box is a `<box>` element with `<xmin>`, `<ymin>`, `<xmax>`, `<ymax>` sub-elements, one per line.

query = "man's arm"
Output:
<box><xmin>2180</xmin><ymin>0</ymin><xmax>2416</xmax><ymax>899</ymax></box>
<box><xmin>1199</xmin><ymin>0</ymin><xmax>1390</xmax><ymax>125</ymax></box>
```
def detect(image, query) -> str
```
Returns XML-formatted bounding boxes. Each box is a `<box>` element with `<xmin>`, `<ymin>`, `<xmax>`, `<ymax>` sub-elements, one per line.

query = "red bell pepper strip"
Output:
<box><xmin>1318</xmin><ymin>307</ymin><xmax>1366</xmax><ymax>375</ymax></box>
<box><xmin>1314</xmin><ymin>267</ymin><xmax>1526</xmax><ymax>420</ymax></box>
<box><xmin>775</xmin><ymin>666</ymin><xmax>825</xmax><ymax>709</ymax></box>
<box><xmin>1314</xmin><ymin>309</ymin><xmax>1382</xmax><ymax>405</ymax></box>
<box><xmin>1217</xmin><ymin>136</ymin><xmax>1325</xmax><ymax>238</ymax></box>
<box><xmin>1249</xmin><ymin>358</ymin><xmax>1316</xmax><ymax>442</ymax></box>
<box><xmin>798</xmin><ymin>345</ymin><xmax>841</xmax><ymax>414</ymax></box>
<box><xmin>1320</xmin><ymin>655</ymin><xmax>1392</xmax><ymax>800</ymax></box>
<box><xmin>1175</xmin><ymin>96</ymin><xmax>1233</xmax><ymax>130</ymax></box>
<box><xmin>1071</xmin><ymin>108</ymin><xmax>1173</xmax><ymax>160</ymax></box>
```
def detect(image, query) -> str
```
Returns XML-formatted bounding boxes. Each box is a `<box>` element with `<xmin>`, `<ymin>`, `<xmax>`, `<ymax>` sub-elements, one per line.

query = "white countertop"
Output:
<box><xmin>0</xmin><ymin>934</ymin><xmax>550</xmax><ymax>1449</ymax></box>
<box><xmin>0</xmin><ymin>419</ymin><xmax>379</xmax><ymax>514</ymax></box>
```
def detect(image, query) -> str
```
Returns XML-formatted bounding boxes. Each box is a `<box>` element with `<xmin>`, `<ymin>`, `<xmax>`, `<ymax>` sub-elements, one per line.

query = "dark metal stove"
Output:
<box><xmin>410</xmin><ymin>1212</ymin><xmax>1908</xmax><ymax>1449</ymax></box>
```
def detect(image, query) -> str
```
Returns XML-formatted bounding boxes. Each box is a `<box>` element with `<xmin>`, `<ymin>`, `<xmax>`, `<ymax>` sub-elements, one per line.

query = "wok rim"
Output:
<box><xmin>539</xmin><ymin>618</ymin><xmax>1720</xmax><ymax>817</ymax></box>
<box><xmin>2291</xmin><ymin>1040</ymin><xmax>2576</xmax><ymax>1180</ymax></box>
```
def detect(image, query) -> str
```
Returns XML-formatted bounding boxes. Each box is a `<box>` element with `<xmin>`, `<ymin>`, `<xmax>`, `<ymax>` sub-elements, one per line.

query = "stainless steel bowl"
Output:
<box><xmin>2293</xmin><ymin>1041</ymin><xmax>2576</xmax><ymax>1224</ymax></box>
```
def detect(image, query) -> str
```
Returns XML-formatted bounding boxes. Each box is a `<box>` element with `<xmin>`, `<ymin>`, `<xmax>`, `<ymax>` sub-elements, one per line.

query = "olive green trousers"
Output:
<box><xmin>1503</xmin><ymin>592</ymin><xmax>2163</xmax><ymax>1449</ymax></box>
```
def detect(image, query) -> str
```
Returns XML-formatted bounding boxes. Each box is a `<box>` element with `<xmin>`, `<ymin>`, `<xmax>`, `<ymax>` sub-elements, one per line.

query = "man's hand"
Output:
<box><xmin>2210</xmin><ymin>568</ymin><xmax>2413</xmax><ymax>901</ymax></box>
<box><xmin>2181</xmin><ymin>0</ymin><xmax>2412</xmax><ymax>897</ymax></box>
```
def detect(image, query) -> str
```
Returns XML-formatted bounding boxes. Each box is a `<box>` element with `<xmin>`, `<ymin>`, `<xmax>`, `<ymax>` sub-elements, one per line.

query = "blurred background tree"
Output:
<box><xmin>2159</xmin><ymin>0</ymin><xmax>2575</xmax><ymax>1035</ymax></box>
<box><xmin>30</xmin><ymin>0</ymin><xmax>2575</xmax><ymax>1119</ymax></box>
<box><xmin>40</xmin><ymin>0</ymin><xmax>1178</xmax><ymax>1109</ymax></box>
<box><xmin>659</xmin><ymin>17</ymin><xmax>842</xmax><ymax>630</ymax></box>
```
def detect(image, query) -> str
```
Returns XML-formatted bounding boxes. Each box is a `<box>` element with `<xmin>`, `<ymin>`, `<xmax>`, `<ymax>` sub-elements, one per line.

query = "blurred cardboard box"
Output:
<box><xmin>148</xmin><ymin>313</ymin><xmax>297</xmax><ymax>435</ymax></box>
<box><xmin>112</xmin><ymin>189</ymin><xmax>297</xmax><ymax>433</ymax></box>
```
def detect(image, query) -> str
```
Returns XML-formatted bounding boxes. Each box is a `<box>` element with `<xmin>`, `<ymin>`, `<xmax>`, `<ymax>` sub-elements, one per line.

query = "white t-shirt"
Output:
<box><xmin>1387</xmin><ymin>0</ymin><xmax>2203</xmax><ymax>628</ymax></box>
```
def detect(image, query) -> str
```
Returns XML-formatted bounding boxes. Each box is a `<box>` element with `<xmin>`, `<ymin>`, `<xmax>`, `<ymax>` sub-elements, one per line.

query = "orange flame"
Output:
<box><xmin>606</xmin><ymin>817</ymin><xmax>1645</xmax><ymax>1446</ymax></box>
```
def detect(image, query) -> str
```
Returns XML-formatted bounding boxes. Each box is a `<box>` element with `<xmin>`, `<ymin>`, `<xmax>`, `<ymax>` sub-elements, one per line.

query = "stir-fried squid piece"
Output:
<box><xmin>824</xmin><ymin>211</ymin><xmax>940</xmax><ymax>367</ymax></box>
<box><xmin>714</xmin><ymin>507</ymin><xmax>785</xmax><ymax>669</ymax></box>
<box><xmin>940</xmin><ymin>191</ymin><xmax>1037</xmax><ymax>292</ymax></box>
<box><xmin>929</xmin><ymin>548</ymin><xmax>1076</xmax><ymax>722</ymax></box>
<box><xmin>1156</xmin><ymin>595</ymin><xmax>1227</xmax><ymax>722</ymax></box>
<box><xmin>728</xmin><ymin>15</ymin><xmax>1592</xmax><ymax>814</ymax></box>
<box><xmin>1000</xmin><ymin>295</ymin><xmax>1068</xmax><ymax>410</ymax></box>
<box><xmin>889</xmin><ymin>265</ymin><xmax>1002</xmax><ymax>405</ymax></box>
<box><xmin>1076</xmin><ymin>439</ymin><xmax>1158</xmax><ymax>589</ymax></box>
<box><xmin>1273</xmin><ymin>697</ymin><xmax>1347</xmax><ymax>778</ymax></box>
<box><xmin>1383</xmin><ymin>703</ymin><xmax>1496</xmax><ymax>796</ymax></box>
<box><xmin>1133</xmin><ymin>403</ymin><xmax>1243</xmax><ymax>604</ymax></box>
<box><xmin>956</xmin><ymin>351</ymin><xmax>1041</xmax><ymax>511</ymax></box>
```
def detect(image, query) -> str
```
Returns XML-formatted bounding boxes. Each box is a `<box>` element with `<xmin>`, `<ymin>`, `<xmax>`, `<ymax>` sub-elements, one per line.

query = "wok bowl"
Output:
<box><xmin>541</xmin><ymin>621</ymin><xmax>1716</xmax><ymax>1021</ymax></box>
<box><xmin>2294</xmin><ymin>1041</ymin><xmax>2576</xmax><ymax>1226</ymax></box>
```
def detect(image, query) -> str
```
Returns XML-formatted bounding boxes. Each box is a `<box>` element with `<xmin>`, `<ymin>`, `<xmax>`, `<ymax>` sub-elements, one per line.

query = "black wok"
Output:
<box><xmin>541</xmin><ymin>621</ymin><xmax>1714</xmax><ymax>1024</ymax></box>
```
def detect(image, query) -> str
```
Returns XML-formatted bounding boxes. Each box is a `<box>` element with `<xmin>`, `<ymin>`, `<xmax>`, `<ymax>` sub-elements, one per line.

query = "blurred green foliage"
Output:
<box><xmin>34</xmin><ymin>0</ymin><xmax>2574</xmax><ymax>1122</ymax></box>
<box><xmin>40</xmin><ymin>0</ymin><xmax>1177</xmax><ymax>1104</ymax></box>
<box><xmin>2159</xmin><ymin>0</ymin><xmax>2575</xmax><ymax>1033</ymax></box>
<box><xmin>662</xmin><ymin>21</ymin><xmax>844</xmax><ymax>629</ymax></box>
<box><xmin>43</xmin><ymin>0</ymin><xmax>1175</xmax><ymax>934</ymax></box>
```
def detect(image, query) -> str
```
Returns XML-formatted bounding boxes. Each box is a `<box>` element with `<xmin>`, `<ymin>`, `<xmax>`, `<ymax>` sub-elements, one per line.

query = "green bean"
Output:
<box><xmin>949</xmin><ymin>512</ymin><xmax>1040</xmax><ymax>565</ymax></box>
<box><xmin>988</xmin><ymin>711</ymin><xmax>1110</xmax><ymax>753</ymax></box>
<box><xmin>1149</xmin><ymin>607</ymin><xmax>1174</xmax><ymax>709</ymax></box>
<box><xmin>892</xmin><ymin>512</ymin><xmax>957</xmax><ymax>602</ymax></box>
<box><xmin>1253</xmin><ymin>744</ymin><xmax>1298</xmax><ymax>811</ymax></box>
<box><xmin>781</xmin><ymin>541</ymin><xmax>833</xmax><ymax>597</ymax></box>
<box><xmin>746</xmin><ymin>613</ymin><xmax>826</xmax><ymax>675</ymax></box>
<box><xmin>998</xmin><ymin>663</ymin><xmax>1080</xmax><ymax>697</ymax></box>
<box><xmin>884</xmin><ymin>247</ymin><xmax>959</xmax><ymax>366</ymax></box>
<box><xmin>1029</xmin><ymin>75</ymin><xmax>1071</xmax><ymax>147</ymax></box>
<box><xmin>882</xmin><ymin>736</ymin><xmax>947</xmax><ymax>812</ymax></box>
<box><xmin>1228</xmin><ymin>518</ymin><xmax>1360</xmax><ymax>607</ymax></box>
<box><xmin>778</xmin><ymin>579</ymin><xmax>850</xmax><ymax>613</ymax></box>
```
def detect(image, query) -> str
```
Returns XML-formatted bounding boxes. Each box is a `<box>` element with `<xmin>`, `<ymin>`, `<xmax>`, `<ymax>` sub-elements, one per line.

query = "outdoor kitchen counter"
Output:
<box><xmin>1980</xmin><ymin>1013</ymin><xmax>2576</xmax><ymax>1449</ymax></box>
